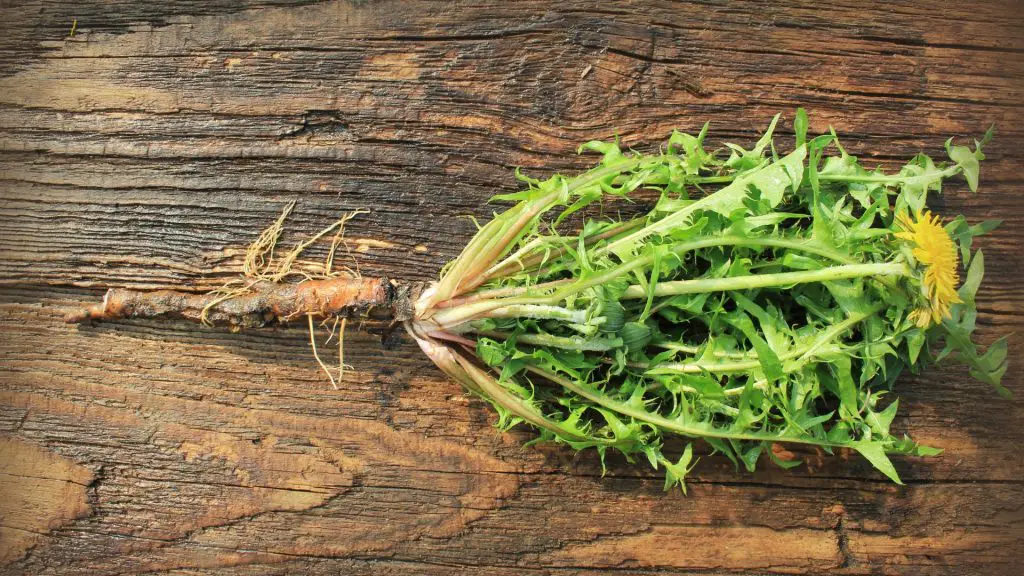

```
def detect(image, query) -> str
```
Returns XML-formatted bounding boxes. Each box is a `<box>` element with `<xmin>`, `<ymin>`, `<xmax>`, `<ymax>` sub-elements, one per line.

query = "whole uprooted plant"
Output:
<box><xmin>69</xmin><ymin>111</ymin><xmax>1009</xmax><ymax>491</ymax></box>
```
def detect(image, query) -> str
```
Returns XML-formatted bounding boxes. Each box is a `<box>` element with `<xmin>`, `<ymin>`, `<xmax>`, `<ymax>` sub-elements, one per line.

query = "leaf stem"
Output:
<box><xmin>487</xmin><ymin>304</ymin><xmax>588</xmax><ymax>323</ymax></box>
<box><xmin>525</xmin><ymin>365</ymin><xmax>845</xmax><ymax>448</ymax></box>
<box><xmin>481</xmin><ymin>217</ymin><xmax>646</xmax><ymax>283</ymax></box>
<box><xmin>651</xmin><ymin>340</ymin><xmax>755</xmax><ymax>358</ymax></box>
<box><xmin>620</xmin><ymin>262</ymin><xmax>906</xmax><ymax>299</ymax></box>
<box><xmin>472</xmin><ymin>329</ymin><xmax>623</xmax><ymax>352</ymax></box>
<box><xmin>452</xmin><ymin>352</ymin><xmax>585</xmax><ymax>440</ymax></box>
<box><xmin>549</xmin><ymin>235</ymin><xmax>857</xmax><ymax>302</ymax></box>
<box><xmin>817</xmin><ymin>166</ymin><xmax>958</xmax><ymax>184</ymax></box>
<box><xmin>432</xmin><ymin>155</ymin><xmax>660</xmax><ymax>306</ymax></box>
<box><xmin>427</xmin><ymin>238</ymin><xmax>875</xmax><ymax>330</ymax></box>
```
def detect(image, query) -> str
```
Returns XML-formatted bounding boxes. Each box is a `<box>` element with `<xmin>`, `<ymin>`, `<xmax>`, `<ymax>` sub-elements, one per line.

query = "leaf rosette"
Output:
<box><xmin>408</xmin><ymin>112</ymin><xmax>1008</xmax><ymax>491</ymax></box>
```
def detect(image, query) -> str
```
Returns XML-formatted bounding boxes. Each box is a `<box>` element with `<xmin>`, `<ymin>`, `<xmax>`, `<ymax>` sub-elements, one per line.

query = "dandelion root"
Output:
<box><xmin>65</xmin><ymin>277</ymin><xmax>421</xmax><ymax>327</ymax></box>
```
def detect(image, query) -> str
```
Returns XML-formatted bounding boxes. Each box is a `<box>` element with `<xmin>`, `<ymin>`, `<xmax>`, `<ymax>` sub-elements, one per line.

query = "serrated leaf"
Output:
<box><xmin>662</xmin><ymin>443</ymin><xmax>697</xmax><ymax>493</ymax></box>
<box><xmin>866</xmin><ymin>399</ymin><xmax>899</xmax><ymax>437</ymax></box>
<box><xmin>829</xmin><ymin>354</ymin><xmax>859</xmax><ymax>421</ymax></box>
<box><xmin>725</xmin><ymin>311</ymin><xmax>784</xmax><ymax>382</ymax></box>
<box><xmin>852</xmin><ymin>442</ymin><xmax>903</xmax><ymax>484</ymax></box>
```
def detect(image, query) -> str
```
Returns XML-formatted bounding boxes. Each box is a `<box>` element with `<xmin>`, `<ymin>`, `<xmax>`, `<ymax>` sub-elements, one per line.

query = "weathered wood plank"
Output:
<box><xmin>1</xmin><ymin>1</ymin><xmax>1022</xmax><ymax>574</ymax></box>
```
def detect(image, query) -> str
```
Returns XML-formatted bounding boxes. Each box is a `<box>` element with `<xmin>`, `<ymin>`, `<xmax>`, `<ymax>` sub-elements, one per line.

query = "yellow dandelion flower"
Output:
<box><xmin>895</xmin><ymin>210</ymin><xmax>963</xmax><ymax>328</ymax></box>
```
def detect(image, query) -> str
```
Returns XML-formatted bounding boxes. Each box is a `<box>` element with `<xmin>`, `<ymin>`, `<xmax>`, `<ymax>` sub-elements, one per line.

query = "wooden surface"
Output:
<box><xmin>1</xmin><ymin>1</ymin><xmax>1023</xmax><ymax>574</ymax></box>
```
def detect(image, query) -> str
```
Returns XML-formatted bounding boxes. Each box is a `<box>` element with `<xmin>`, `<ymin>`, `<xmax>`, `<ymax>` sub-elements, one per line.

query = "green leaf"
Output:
<box><xmin>866</xmin><ymin>399</ymin><xmax>899</xmax><ymax>437</ymax></box>
<box><xmin>794</xmin><ymin>108</ymin><xmax>808</xmax><ymax>149</ymax></box>
<box><xmin>829</xmin><ymin>354</ymin><xmax>859</xmax><ymax>421</ymax></box>
<box><xmin>731</xmin><ymin>292</ymin><xmax>788</xmax><ymax>357</ymax></box>
<box><xmin>959</xmin><ymin>249</ymin><xmax>985</xmax><ymax>302</ymax></box>
<box><xmin>705</xmin><ymin>437</ymin><xmax>740</xmax><ymax>469</ymax></box>
<box><xmin>477</xmin><ymin>338</ymin><xmax>509</xmax><ymax>367</ymax></box>
<box><xmin>661</xmin><ymin>443</ymin><xmax>697</xmax><ymax>493</ymax></box>
<box><xmin>905</xmin><ymin>329</ymin><xmax>926</xmax><ymax>365</ymax></box>
<box><xmin>620</xmin><ymin>321</ymin><xmax>653</xmax><ymax>351</ymax></box>
<box><xmin>739</xmin><ymin>442</ymin><xmax>763</xmax><ymax>472</ymax></box>
<box><xmin>893</xmin><ymin>153</ymin><xmax>947</xmax><ymax>214</ymax></box>
<box><xmin>914</xmin><ymin>444</ymin><xmax>944</xmax><ymax>457</ymax></box>
<box><xmin>578</xmin><ymin>139</ymin><xmax>624</xmax><ymax>165</ymax></box>
<box><xmin>703</xmin><ymin>146</ymin><xmax>806</xmax><ymax>217</ymax></box>
<box><xmin>678</xmin><ymin>374</ymin><xmax>725</xmax><ymax>399</ymax></box>
<box><xmin>946</xmin><ymin>217</ymin><xmax>1000</xmax><ymax>267</ymax></box>
<box><xmin>725</xmin><ymin>114</ymin><xmax>781</xmax><ymax>171</ymax></box>
<box><xmin>969</xmin><ymin>336</ymin><xmax>1010</xmax><ymax>397</ymax></box>
<box><xmin>732</xmin><ymin>378</ymin><xmax>765</xmax><ymax>431</ymax></box>
<box><xmin>945</xmin><ymin>126</ymin><xmax>992</xmax><ymax>193</ymax></box>
<box><xmin>667</xmin><ymin>123</ymin><xmax>715</xmax><ymax>175</ymax></box>
<box><xmin>852</xmin><ymin>442</ymin><xmax>903</xmax><ymax>484</ymax></box>
<box><xmin>724</xmin><ymin>311</ymin><xmax>784</xmax><ymax>382</ymax></box>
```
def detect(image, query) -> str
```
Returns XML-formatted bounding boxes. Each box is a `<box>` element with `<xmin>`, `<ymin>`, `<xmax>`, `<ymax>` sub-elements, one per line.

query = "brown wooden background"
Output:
<box><xmin>1</xmin><ymin>1</ymin><xmax>1022</xmax><ymax>574</ymax></box>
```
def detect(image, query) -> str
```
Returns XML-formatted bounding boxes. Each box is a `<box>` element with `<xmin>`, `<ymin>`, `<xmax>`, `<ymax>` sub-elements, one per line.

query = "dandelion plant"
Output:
<box><xmin>69</xmin><ymin>110</ymin><xmax>1009</xmax><ymax>491</ymax></box>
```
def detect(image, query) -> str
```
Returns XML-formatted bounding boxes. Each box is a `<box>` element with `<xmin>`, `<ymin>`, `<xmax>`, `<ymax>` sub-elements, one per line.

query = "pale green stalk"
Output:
<box><xmin>817</xmin><ymin>167</ymin><xmax>958</xmax><ymax>184</ymax></box>
<box><xmin>472</xmin><ymin>330</ymin><xmax>623</xmax><ymax>352</ymax></box>
<box><xmin>486</xmin><ymin>304</ymin><xmax>587</xmax><ymax>323</ymax></box>
<box><xmin>428</xmin><ymin>155</ymin><xmax>654</xmax><ymax>307</ymax></box>
<box><xmin>619</xmin><ymin>262</ymin><xmax>906</xmax><ymax>299</ymax></box>
<box><xmin>428</xmin><ymin>260</ymin><xmax>903</xmax><ymax>330</ymax></box>
<box><xmin>525</xmin><ymin>365</ymin><xmax>844</xmax><ymax>448</ymax></box>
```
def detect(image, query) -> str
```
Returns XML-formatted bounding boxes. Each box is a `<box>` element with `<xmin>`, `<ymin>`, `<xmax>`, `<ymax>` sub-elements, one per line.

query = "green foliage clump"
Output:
<box><xmin>409</xmin><ymin>111</ymin><xmax>1007</xmax><ymax>492</ymax></box>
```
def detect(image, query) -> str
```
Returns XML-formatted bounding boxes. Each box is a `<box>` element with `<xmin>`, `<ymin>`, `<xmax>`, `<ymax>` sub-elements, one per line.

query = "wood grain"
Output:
<box><xmin>1</xmin><ymin>1</ymin><xmax>1022</xmax><ymax>574</ymax></box>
